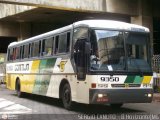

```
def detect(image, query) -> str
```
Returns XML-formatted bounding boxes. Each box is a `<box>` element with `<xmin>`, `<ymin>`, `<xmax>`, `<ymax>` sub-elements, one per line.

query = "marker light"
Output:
<box><xmin>91</xmin><ymin>83</ymin><xmax>96</xmax><ymax>88</ymax></box>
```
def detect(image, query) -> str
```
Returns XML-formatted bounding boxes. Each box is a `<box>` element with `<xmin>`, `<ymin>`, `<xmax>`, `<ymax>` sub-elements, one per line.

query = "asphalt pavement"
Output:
<box><xmin>0</xmin><ymin>84</ymin><xmax>160</xmax><ymax>120</ymax></box>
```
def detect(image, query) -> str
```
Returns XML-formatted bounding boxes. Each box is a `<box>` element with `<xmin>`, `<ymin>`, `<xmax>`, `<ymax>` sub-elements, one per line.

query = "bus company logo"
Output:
<box><xmin>100</xmin><ymin>76</ymin><xmax>119</xmax><ymax>82</ymax></box>
<box><xmin>15</xmin><ymin>64</ymin><xmax>29</xmax><ymax>71</ymax></box>
<box><xmin>59</xmin><ymin>60</ymin><xmax>67</xmax><ymax>72</ymax></box>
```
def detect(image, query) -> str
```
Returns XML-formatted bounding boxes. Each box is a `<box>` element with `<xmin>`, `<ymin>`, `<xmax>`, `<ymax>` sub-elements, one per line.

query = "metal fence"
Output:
<box><xmin>0</xmin><ymin>63</ymin><xmax>6</xmax><ymax>84</ymax></box>
<box><xmin>153</xmin><ymin>55</ymin><xmax>160</xmax><ymax>92</ymax></box>
<box><xmin>153</xmin><ymin>55</ymin><xmax>160</xmax><ymax>73</ymax></box>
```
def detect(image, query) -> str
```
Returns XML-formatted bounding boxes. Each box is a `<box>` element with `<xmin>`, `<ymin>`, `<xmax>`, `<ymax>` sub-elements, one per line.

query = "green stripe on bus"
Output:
<box><xmin>39</xmin><ymin>59</ymin><xmax>48</xmax><ymax>73</ymax></box>
<box><xmin>33</xmin><ymin>58</ymin><xmax>56</xmax><ymax>95</ymax></box>
<box><xmin>133</xmin><ymin>76</ymin><xmax>143</xmax><ymax>84</ymax></box>
<box><xmin>124</xmin><ymin>76</ymin><xmax>135</xmax><ymax>83</ymax></box>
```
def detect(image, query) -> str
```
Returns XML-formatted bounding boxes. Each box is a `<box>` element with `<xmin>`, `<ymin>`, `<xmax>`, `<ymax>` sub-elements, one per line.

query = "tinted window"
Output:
<box><xmin>42</xmin><ymin>37</ymin><xmax>54</xmax><ymax>56</ymax></box>
<box><xmin>58</xmin><ymin>33</ymin><xmax>67</xmax><ymax>53</ymax></box>
<box><xmin>32</xmin><ymin>41</ymin><xmax>41</xmax><ymax>57</ymax></box>
<box><xmin>67</xmin><ymin>32</ymin><xmax>70</xmax><ymax>52</ymax></box>
<box><xmin>24</xmin><ymin>44</ymin><xmax>30</xmax><ymax>58</ymax></box>
<box><xmin>55</xmin><ymin>36</ymin><xmax>59</xmax><ymax>54</ymax></box>
<box><xmin>15</xmin><ymin>47</ymin><xmax>20</xmax><ymax>60</ymax></box>
<box><xmin>8</xmin><ymin>48</ymin><xmax>13</xmax><ymax>61</ymax></box>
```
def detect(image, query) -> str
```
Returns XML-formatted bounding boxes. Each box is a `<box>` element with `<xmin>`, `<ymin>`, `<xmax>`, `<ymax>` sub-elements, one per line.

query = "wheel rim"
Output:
<box><xmin>63</xmin><ymin>88</ymin><xmax>71</xmax><ymax>105</ymax></box>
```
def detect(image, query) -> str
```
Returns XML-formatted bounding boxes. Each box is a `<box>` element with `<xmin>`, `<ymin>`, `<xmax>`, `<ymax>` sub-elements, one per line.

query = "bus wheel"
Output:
<box><xmin>62</xmin><ymin>83</ymin><xmax>73</xmax><ymax>110</ymax></box>
<box><xmin>16</xmin><ymin>80</ymin><xmax>23</xmax><ymax>98</ymax></box>
<box><xmin>110</xmin><ymin>103</ymin><xmax>123</xmax><ymax>108</ymax></box>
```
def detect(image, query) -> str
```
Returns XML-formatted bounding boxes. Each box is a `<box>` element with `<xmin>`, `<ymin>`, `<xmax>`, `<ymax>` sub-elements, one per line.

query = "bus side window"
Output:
<box><xmin>21</xmin><ymin>45</ymin><xmax>24</xmax><ymax>59</ymax></box>
<box><xmin>58</xmin><ymin>33</ymin><xmax>67</xmax><ymax>53</ymax></box>
<box><xmin>7</xmin><ymin>49</ymin><xmax>10</xmax><ymax>61</ymax></box>
<box><xmin>8</xmin><ymin>49</ymin><xmax>11</xmax><ymax>61</ymax></box>
<box><xmin>33</xmin><ymin>41</ymin><xmax>41</xmax><ymax>57</ymax></box>
<box><xmin>16</xmin><ymin>47</ymin><xmax>20</xmax><ymax>60</ymax></box>
<box><xmin>29</xmin><ymin>43</ymin><xmax>33</xmax><ymax>58</ymax></box>
<box><xmin>55</xmin><ymin>36</ymin><xmax>59</xmax><ymax>54</ymax></box>
<box><xmin>13</xmin><ymin>48</ymin><xmax>16</xmax><ymax>60</ymax></box>
<box><xmin>42</xmin><ymin>37</ymin><xmax>53</xmax><ymax>56</ymax></box>
<box><xmin>52</xmin><ymin>37</ymin><xmax>55</xmax><ymax>54</ymax></box>
<box><xmin>67</xmin><ymin>32</ymin><xmax>70</xmax><ymax>52</ymax></box>
<box><xmin>24</xmin><ymin>44</ymin><xmax>29</xmax><ymax>58</ymax></box>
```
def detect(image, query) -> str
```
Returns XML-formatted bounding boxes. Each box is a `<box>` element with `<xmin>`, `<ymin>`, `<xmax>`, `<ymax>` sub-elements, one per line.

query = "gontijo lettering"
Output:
<box><xmin>15</xmin><ymin>64</ymin><xmax>29</xmax><ymax>71</ymax></box>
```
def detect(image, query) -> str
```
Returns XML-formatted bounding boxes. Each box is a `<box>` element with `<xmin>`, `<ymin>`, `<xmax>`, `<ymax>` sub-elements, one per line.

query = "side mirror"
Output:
<box><xmin>85</xmin><ymin>42</ymin><xmax>91</xmax><ymax>54</ymax></box>
<box><xmin>74</xmin><ymin>38</ymin><xmax>91</xmax><ymax>80</ymax></box>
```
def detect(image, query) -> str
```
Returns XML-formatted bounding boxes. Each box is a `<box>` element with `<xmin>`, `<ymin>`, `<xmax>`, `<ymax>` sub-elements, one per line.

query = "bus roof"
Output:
<box><xmin>8</xmin><ymin>20</ymin><xmax>149</xmax><ymax>48</ymax></box>
<box><xmin>73</xmin><ymin>20</ymin><xmax>149</xmax><ymax>32</ymax></box>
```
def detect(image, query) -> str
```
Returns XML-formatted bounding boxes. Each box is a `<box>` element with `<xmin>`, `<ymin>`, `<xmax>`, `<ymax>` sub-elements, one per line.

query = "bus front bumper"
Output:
<box><xmin>89</xmin><ymin>89</ymin><xmax>153</xmax><ymax>104</ymax></box>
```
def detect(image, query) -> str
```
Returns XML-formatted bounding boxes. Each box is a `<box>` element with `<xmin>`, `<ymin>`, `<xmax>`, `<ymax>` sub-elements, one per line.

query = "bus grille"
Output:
<box><xmin>111</xmin><ymin>84</ymin><xmax>141</xmax><ymax>88</ymax></box>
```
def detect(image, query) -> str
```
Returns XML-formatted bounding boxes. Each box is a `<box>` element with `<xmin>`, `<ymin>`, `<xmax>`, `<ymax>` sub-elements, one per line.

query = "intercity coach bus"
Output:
<box><xmin>6</xmin><ymin>20</ymin><xmax>153</xmax><ymax>110</ymax></box>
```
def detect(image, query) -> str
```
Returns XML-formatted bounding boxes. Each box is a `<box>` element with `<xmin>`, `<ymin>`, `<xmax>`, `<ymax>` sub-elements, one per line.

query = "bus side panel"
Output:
<box><xmin>20</xmin><ymin>60</ymin><xmax>40</xmax><ymax>93</ymax></box>
<box><xmin>6</xmin><ymin>73</ymin><xmax>16</xmax><ymax>90</ymax></box>
<box><xmin>31</xmin><ymin>58</ymin><xmax>56</xmax><ymax>95</ymax></box>
<box><xmin>20</xmin><ymin>74</ymin><xmax>37</xmax><ymax>93</ymax></box>
<box><xmin>75</xmin><ymin>75</ymin><xmax>98</xmax><ymax>104</ymax></box>
<box><xmin>46</xmin><ymin>59</ymin><xmax>76</xmax><ymax>99</ymax></box>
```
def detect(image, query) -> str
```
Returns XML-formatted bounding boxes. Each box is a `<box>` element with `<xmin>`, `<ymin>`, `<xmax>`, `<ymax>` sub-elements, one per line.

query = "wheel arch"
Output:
<box><xmin>15</xmin><ymin>77</ymin><xmax>20</xmax><ymax>90</ymax></box>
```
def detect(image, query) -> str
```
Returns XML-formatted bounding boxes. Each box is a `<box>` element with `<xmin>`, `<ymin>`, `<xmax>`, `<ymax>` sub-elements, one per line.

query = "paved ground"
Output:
<box><xmin>0</xmin><ymin>84</ymin><xmax>160</xmax><ymax>120</ymax></box>
<box><xmin>153</xmin><ymin>93</ymin><xmax>160</xmax><ymax>102</ymax></box>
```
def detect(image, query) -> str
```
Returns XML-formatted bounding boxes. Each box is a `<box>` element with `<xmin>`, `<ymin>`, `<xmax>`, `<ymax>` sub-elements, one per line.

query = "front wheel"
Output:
<box><xmin>62</xmin><ymin>84</ymin><xmax>74</xmax><ymax>110</ymax></box>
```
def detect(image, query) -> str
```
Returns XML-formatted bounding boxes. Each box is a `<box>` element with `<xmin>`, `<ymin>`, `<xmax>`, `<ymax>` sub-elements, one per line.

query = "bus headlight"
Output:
<box><xmin>98</xmin><ymin>94</ymin><xmax>107</xmax><ymax>98</ymax></box>
<box><xmin>98</xmin><ymin>94</ymin><xmax>103</xmax><ymax>98</ymax></box>
<box><xmin>148</xmin><ymin>94</ymin><xmax>152</xmax><ymax>97</ymax></box>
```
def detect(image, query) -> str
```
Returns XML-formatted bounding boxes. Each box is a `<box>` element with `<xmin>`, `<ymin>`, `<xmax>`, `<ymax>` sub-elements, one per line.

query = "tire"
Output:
<box><xmin>110</xmin><ymin>103</ymin><xmax>123</xmax><ymax>108</ymax></box>
<box><xmin>16</xmin><ymin>80</ymin><xmax>24</xmax><ymax>98</ymax></box>
<box><xmin>62</xmin><ymin>83</ymin><xmax>73</xmax><ymax>110</ymax></box>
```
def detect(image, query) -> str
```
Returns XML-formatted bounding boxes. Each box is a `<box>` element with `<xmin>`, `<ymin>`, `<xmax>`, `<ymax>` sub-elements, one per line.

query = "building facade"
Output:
<box><xmin>0</xmin><ymin>0</ymin><xmax>159</xmax><ymax>57</ymax></box>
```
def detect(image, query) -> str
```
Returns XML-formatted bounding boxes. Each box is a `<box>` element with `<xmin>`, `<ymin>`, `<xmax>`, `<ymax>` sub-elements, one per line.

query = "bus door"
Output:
<box><xmin>73</xmin><ymin>37</ymin><xmax>91</xmax><ymax>103</ymax></box>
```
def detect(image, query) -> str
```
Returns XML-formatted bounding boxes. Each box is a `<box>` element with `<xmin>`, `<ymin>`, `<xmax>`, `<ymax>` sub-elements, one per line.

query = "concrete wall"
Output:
<box><xmin>153</xmin><ymin>0</ymin><xmax>160</xmax><ymax>18</ymax></box>
<box><xmin>106</xmin><ymin>0</ymin><xmax>138</xmax><ymax>15</ymax></box>
<box><xmin>0</xmin><ymin>0</ymin><xmax>139</xmax><ymax>15</ymax></box>
<box><xmin>0</xmin><ymin>3</ymin><xmax>35</xmax><ymax>19</ymax></box>
<box><xmin>0</xmin><ymin>0</ymin><xmax>105</xmax><ymax>12</ymax></box>
<box><xmin>131</xmin><ymin>0</ymin><xmax>153</xmax><ymax>47</ymax></box>
<box><xmin>0</xmin><ymin>22</ymin><xmax>19</xmax><ymax>37</ymax></box>
<box><xmin>19</xmin><ymin>22</ymin><xmax>31</xmax><ymax>40</ymax></box>
<box><xmin>0</xmin><ymin>0</ymin><xmax>156</xmax><ymax>45</ymax></box>
<box><xmin>0</xmin><ymin>22</ymin><xmax>32</xmax><ymax>41</ymax></box>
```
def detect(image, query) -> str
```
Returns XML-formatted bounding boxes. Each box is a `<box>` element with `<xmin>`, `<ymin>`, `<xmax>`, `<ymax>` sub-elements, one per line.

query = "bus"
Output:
<box><xmin>6</xmin><ymin>20</ymin><xmax>153</xmax><ymax>110</ymax></box>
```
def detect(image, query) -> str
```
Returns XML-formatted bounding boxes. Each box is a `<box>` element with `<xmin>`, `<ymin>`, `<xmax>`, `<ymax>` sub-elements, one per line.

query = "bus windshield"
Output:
<box><xmin>90</xmin><ymin>30</ymin><xmax>152</xmax><ymax>73</ymax></box>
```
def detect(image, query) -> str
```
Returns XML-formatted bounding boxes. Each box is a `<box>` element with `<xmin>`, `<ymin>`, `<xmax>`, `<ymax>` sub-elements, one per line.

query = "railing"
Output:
<box><xmin>153</xmin><ymin>55</ymin><xmax>160</xmax><ymax>92</ymax></box>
